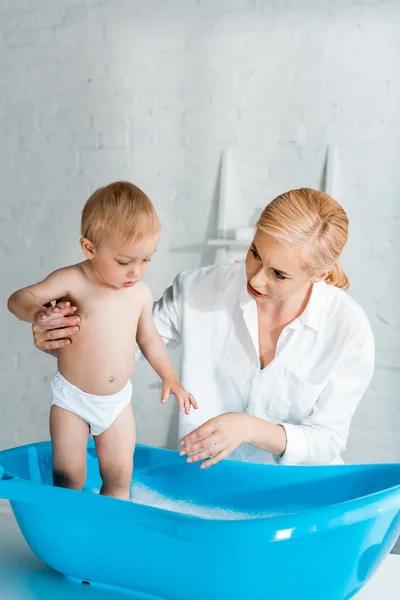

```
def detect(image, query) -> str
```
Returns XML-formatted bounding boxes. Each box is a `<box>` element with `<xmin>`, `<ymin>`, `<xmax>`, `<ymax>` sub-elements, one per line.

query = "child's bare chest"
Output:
<box><xmin>61</xmin><ymin>286</ymin><xmax>142</xmax><ymax>340</ymax></box>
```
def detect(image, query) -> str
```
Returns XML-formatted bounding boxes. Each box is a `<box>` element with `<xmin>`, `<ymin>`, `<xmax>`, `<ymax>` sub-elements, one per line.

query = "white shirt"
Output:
<box><xmin>151</xmin><ymin>263</ymin><xmax>375</xmax><ymax>466</ymax></box>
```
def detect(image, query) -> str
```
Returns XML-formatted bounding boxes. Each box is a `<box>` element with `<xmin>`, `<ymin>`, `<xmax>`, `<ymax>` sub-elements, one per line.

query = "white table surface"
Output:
<box><xmin>0</xmin><ymin>508</ymin><xmax>398</xmax><ymax>600</ymax></box>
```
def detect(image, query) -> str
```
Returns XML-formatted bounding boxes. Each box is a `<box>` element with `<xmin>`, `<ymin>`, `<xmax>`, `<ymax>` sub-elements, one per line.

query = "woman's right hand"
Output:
<box><xmin>32</xmin><ymin>301</ymin><xmax>80</xmax><ymax>352</ymax></box>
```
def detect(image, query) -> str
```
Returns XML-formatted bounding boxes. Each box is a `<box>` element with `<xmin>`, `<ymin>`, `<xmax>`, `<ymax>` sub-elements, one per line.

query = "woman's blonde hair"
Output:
<box><xmin>257</xmin><ymin>188</ymin><xmax>349</xmax><ymax>290</ymax></box>
<box><xmin>81</xmin><ymin>181</ymin><xmax>160</xmax><ymax>247</ymax></box>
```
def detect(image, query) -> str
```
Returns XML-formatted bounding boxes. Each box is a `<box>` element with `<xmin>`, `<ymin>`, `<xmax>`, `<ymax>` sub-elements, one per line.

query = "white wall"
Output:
<box><xmin>0</xmin><ymin>0</ymin><xmax>399</xmax><ymax>461</ymax></box>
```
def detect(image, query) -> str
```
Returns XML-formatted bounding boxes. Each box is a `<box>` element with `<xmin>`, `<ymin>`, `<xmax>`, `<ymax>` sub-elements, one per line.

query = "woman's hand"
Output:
<box><xmin>161</xmin><ymin>377</ymin><xmax>198</xmax><ymax>415</ymax></box>
<box><xmin>179</xmin><ymin>412</ymin><xmax>252</xmax><ymax>469</ymax></box>
<box><xmin>32</xmin><ymin>301</ymin><xmax>80</xmax><ymax>352</ymax></box>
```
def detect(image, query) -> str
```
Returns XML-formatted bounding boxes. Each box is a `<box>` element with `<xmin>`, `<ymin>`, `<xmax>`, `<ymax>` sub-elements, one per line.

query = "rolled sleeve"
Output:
<box><xmin>278</xmin><ymin>423</ymin><xmax>308</xmax><ymax>465</ymax></box>
<box><xmin>278</xmin><ymin>323</ymin><xmax>375</xmax><ymax>466</ymax></box>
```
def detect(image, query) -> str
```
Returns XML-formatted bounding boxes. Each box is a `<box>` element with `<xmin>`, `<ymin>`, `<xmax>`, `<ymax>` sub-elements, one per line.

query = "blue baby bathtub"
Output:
<box><xmin>0</xmin><ymin>440</ymin><xmax>399</xmax><ymax>600</ymax></box>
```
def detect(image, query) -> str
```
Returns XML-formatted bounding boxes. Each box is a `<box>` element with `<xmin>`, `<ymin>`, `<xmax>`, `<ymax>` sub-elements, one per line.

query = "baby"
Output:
<box><xmin>8</xmin><ymin>181</ymin><xmax>197</xmax><ymax>500</ymax></box>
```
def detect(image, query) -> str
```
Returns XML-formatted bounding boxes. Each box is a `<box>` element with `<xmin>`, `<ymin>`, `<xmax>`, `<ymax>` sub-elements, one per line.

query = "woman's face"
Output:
<box><xmin>245</xmin><ymin>230</ymin><xmax>328</xmax><ymax>304</ymax></box>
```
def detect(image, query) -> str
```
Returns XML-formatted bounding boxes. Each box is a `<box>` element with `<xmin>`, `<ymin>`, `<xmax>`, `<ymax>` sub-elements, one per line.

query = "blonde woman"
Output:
<box><xmin>32</xmin><ymin>188</ymin><xmax>375</xmax><ymax>468</ymax></box>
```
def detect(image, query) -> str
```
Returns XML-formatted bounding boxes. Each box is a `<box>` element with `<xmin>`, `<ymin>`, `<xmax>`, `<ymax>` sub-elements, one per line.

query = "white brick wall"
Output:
<box><xmin>0</xmin><ymin>0</ymin><xmax>399</xmax><ymax>462</ymax></box>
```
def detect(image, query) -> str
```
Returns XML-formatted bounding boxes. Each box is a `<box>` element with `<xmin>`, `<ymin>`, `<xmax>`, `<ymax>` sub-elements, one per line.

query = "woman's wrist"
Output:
<box><xmin>243</xmin><ymin>414</ymin><xmax>287</xmax><ymax>457</ymax></box>
<box><xmin>241</xmin><ymin>413</ymin><xmax>256</xmax><ymax>444</ymax></box>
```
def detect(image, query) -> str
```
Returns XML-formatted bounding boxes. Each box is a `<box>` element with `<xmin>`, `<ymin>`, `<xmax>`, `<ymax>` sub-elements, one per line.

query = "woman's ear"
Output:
<box><xmin>80</xmin><ymin>237</ymin><xmax>96</xmax><ymax>260</ymax></box>
<box><xmin>311</xmin><ymin>270</ymin><xmax>331</xmax><ymax>284</ymax></box>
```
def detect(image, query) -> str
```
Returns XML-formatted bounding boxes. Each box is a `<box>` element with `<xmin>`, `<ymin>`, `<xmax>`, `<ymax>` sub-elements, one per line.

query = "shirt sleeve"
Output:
<box><xmin>135</xmin><ymin>273</ymin><xmax>184</xmax><ymax>361</ymax></box>
<box><xmin>278</xmin><ymin>321</ymin><xmax>375</xmax><ymax>466</ymax></box>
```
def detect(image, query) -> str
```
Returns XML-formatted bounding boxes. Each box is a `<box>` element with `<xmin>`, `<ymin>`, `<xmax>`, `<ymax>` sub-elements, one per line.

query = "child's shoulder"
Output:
<box><xmin>45</xmin><ymin>263</ymin><xmax>85</xmax><ymax>281</ymax></box>
<box><xmin>134</xmin><ymin>280</ymin><xmax>152</xmax><ymax>302</ymax></box>
<box><xmin>39</xmin><ymin>264</ymin><xmax>88</xmax><ymax>296</ymax></box>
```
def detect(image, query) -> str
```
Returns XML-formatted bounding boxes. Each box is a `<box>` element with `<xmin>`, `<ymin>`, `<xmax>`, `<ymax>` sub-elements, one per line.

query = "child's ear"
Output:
<box><xmin>80</xmin><ymin>237</ymin><xmax>96</xmax><ymax>260</ymax></box>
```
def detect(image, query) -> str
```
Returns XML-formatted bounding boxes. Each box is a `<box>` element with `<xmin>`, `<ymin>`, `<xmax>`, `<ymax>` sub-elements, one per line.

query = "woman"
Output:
<box><xmin>32</xmin><ymin>188</ymin><xmax>375</xmax><ymax>468</ymax></box>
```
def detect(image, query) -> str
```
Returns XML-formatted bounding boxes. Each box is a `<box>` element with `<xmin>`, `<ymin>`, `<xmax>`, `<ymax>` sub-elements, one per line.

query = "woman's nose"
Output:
<box><xmin>250</xmin><ymin>267</ymin><xmax>267</xmax><ymax>289</ymax></box>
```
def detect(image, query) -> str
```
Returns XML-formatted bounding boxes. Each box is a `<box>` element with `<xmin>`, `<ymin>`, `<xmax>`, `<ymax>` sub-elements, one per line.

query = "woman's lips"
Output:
<box><xmin>247</xmin><ymin>282</ymin><xmax>267</xmax><ymax>297</ymax></box>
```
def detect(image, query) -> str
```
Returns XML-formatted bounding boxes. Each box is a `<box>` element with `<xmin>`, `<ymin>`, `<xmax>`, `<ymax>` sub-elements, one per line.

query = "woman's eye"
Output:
<box><xmin>250</xmin><ymin>249</ymin><xmax>260</xmax><ymax>260</ymax></box>
<box><xmin>274</xmin><ymin>271</ymin><xmax>286</xmax><ymax>281</ymax></box>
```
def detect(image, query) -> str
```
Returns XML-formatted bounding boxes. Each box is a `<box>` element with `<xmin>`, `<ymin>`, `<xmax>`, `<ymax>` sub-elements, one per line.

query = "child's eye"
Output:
<box><xmin>117</xmin><ymin>261</ymin><xmax>130</xmax><ymax>266</ymax></box>
<box><xmin>274</xmin><ymin>270</ymin><xmax>286</xmax><ymax>281</ymax></box>
<box><xmin>143</xmin><ymin>258</ymin><xmax>151</xmax><ymax>263</ymax></box>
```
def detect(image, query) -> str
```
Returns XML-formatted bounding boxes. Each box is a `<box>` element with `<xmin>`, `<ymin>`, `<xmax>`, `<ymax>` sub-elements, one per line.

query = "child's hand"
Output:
<box><xmin>34</xmin><ymin>302</ymin><xmax>78</xmax><ymax>328</ymax></box>
<box><xmin>161</xmin><ymin>378</ymin><xmax>198</xmax><ymax>415</ymax></box>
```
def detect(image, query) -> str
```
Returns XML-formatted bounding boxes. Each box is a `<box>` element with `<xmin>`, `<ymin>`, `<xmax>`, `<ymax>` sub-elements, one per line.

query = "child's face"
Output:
<box><xmin>82</xmin><ymin>233</ymin><xmax>160</xmax><ymax>290</ymax></box>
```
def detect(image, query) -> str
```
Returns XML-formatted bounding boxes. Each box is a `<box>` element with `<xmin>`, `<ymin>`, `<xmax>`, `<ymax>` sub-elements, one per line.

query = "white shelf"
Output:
<box><xmin>207</xmin><ymin>238</ymin><xmax>251</xmax><ymax>247</ymax></box>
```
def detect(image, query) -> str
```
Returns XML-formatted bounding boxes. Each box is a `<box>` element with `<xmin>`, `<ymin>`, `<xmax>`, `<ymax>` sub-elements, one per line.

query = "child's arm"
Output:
<box><xmin>136</xmin><ymin>285</ymin><xmax>198</xmax><ymax>415</ymax></box>
<box><xmin>8</xmin><ymin>268</ymin><xmax>77</xmax><ymax>326</ymax></box>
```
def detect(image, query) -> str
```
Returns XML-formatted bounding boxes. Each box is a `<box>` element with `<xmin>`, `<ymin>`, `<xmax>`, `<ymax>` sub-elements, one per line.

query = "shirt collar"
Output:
<box><xmin>238</xmin><ymin>270</ymin><xmax>329</xmax><ymax>333</ymax></box>
<box><xmin>297</xmin><ymin>281</ymin><xmax>328</xmax><ymax>332</ymax></box>
<box><xmin>238</xmin><ymin>264</ymin><xmax>252</xmax><ymax>309</ymax></box>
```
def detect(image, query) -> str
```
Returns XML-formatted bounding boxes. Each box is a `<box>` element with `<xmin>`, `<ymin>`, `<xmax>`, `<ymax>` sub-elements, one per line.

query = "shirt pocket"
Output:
<box><xmin>267</xmin><ymin>366</ymin><xmax>325</xmax><ymax>424</ymax></box>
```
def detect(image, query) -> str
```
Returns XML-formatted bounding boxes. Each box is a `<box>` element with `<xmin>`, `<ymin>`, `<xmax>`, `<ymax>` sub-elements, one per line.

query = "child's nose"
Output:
<box><xmin>127</xmin><ymin>266</ymin><xmax>140</xmax><ymax>279</ymax></box>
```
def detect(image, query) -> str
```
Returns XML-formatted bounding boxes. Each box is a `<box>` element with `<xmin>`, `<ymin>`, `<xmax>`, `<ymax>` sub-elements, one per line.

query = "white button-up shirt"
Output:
<box><xmin>151</xmin><ymin>263</ymin><xmax>375</xmax><ymax>466</ymax></box>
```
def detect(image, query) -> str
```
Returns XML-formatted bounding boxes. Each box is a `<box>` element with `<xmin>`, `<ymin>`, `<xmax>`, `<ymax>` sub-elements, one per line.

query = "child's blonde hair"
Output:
<box><xmin>257</xmin><ymin>188</ymin><xmax>350</xmax><ymax>290</ymax></box>
<box><xmin>81</xmin><ymin>181</ymin><xmax>160</xmax><ymax>246</ymax></box>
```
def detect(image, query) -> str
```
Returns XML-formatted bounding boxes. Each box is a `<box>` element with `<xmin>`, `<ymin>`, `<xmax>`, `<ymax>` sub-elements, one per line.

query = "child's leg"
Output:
<box><xmin>50</xmin><ymin>405</ymin><xmax>89</xmax><ymax>490</ymax></box>
<box><xmin>94</xmin><ymin>403</ymin><xmax>136</xmax><ymax>500</ymax></box>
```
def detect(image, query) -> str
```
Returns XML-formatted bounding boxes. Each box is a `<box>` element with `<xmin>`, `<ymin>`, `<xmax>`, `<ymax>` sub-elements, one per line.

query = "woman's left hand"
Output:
<box><xmin>179</xmin><ymin>412</ymin><xmax>252</xmax><ymax>469</ymax></box>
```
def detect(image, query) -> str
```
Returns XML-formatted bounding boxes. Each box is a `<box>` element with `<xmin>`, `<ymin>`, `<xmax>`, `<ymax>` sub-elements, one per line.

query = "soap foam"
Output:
<box><xmin>129</xmin><ymin>483</ymin><xmax>274</xmax><ymax>520</ymax></box>
<box><xmin>90</xmin><ymin>484</ymin><xmax>282</xmax><ymax>519</ymax></box>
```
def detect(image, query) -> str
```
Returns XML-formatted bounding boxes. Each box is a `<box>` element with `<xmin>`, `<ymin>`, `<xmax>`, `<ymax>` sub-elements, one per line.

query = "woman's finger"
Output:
<box><xmin>186</xmin><ymin>447</ymin><xmax>218</xmax><ymax>463</ymax></box>
<box><xmin>47</xmin><ymin>326</ymin><xmax>79</xmax><ymax>340</ymax></box>
<box><xmin>180</xmin><ymin>435</ymin><xmax>221</xmax><ymax>458</ymax></box>
<box><xmin>34</xmin><ymin>309</ymin><xmax>58</xmax><ymax>325</ymax></box>
<box><xmin>33</xmin><ymin>311</ymin><xmax>49</xmax><ymax>325</ymax></box>
<box><xmin>200</xmin><ymin>448</ymin><xmax>230</xmax><ymax>469</ymax></box>
<box><xmin>41</xmin><ymin>338</ymin><xmax>71</xmax><ymax>351</ymax></box>
<box><xmin>180</xmin><ymin>420</ymin><xmax>217</xmax><ymax>448</ymax></box>
<box><xmin>32</xmin><ymin>323</ymin><xmax>79</xmax><ymax>350</ymax></box>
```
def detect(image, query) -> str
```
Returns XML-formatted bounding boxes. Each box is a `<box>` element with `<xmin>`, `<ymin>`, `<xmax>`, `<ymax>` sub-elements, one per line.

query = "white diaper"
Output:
<box><xmin>51</xmin><ymin>371</ymin><xmax>132</xmax><ymax>436</ymax></box>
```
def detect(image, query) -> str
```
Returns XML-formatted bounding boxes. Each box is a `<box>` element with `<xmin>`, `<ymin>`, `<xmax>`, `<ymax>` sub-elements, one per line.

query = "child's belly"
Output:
<box><xmin>57</xmin><ymin>318</ymin><xmax>137</xmax><ymax>395</ymax></box>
